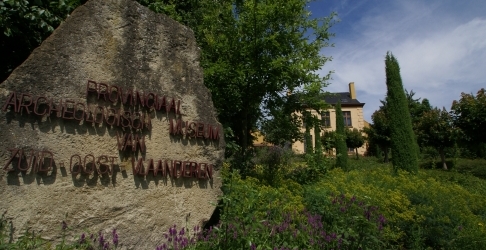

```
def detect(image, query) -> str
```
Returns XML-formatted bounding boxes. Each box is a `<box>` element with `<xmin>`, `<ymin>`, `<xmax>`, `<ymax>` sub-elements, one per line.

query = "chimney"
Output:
<box><xmin>349</xmin><ymin>82</ymin><xmax>356</xmax><ymax>99</ymax></box>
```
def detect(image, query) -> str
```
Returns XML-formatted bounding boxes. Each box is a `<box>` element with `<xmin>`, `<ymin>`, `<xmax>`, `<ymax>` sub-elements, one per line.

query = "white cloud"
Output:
<box><xmin>319</xmin><ymin>1</ymin><xmax>486</xmax><ymax>122</ymax></box>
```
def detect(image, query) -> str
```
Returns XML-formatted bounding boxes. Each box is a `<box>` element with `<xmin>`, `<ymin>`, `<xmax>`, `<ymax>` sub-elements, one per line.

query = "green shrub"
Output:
<box><xmin>419</xmin><ymin>158</ymin><xmax>455</xmax><ymax>170</ymax></box>
<box><xmin>420</xmin><ymin>158</ymin><xmax>486</xmax><ymax>179</ymax></box>
<box><xmin>304</xmin><ymin>190</ymin><xmax>388</xmax><ymax>249</ymax></box>
<box><xmin>252</xmin><ymin>146</ymin><xmax>293</xmax><ymax>187</ymax></box>
<box><xmin>309</xmin><ymin>165</ymin><xmax>486</xmax><ymax>249</ymax></box>
<box><xmin>454</xmin><ymin>158</ymin><xmax>486</xmax><ymax>179</ymax></box>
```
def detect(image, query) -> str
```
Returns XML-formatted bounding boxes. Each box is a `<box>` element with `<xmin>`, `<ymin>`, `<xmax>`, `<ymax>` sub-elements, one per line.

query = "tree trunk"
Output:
<box><xmin>383</xmin><ymin>146</ymin><xmax>389</xmax><ymax>163</ymax></box>
<box><xmin>439</xmin><ymin>148</ymin><xmax>448</xmax><ymax>170</ymax></box>
<box><xmin>355</xmin><ymin>148</ymin><xmax>359</xmax><ymax>159</ymax></box>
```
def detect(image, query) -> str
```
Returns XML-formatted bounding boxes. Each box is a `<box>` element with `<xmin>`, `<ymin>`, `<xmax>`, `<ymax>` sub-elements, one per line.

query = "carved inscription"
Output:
<box><xmin>1</xmin><ymin>80</ymin><xmax>221</xmax><ymax>184</ymax></box>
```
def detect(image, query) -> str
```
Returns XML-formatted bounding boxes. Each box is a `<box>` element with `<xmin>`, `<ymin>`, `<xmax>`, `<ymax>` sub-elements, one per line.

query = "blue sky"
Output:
<box><xmin>308</xmin><ymin>0</ymin><xmax>486</xmax><ymax>122</ymax></box>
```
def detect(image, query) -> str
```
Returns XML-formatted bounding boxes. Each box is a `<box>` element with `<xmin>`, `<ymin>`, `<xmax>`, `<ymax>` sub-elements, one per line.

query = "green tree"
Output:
<box><xmin>259</xmin><ymin>106</ymin><xmax>302</xmax><ymax>147</ymax></box>
<box><xmin>346</xmin><ymin>128</ymin><xmax>365</xmax><ymax>159</ymax></box>
<box><xmin>363</xmin><ymin>103</ymin><xmax>391</xmax><ymax>162</ymax></box>
<box><xmin>385</xmin><ymin>52</ymin><xmax>419</xmax><ymax>174</ymax></box>
<box><xmin>416</xmin><ymin>107</ymin><xmax>457</xmax><ymax>169</ymax></box>
<box><xmin>196</xmin><ymin>0</ymin><xmax>336</xmax><ymax>154</ymax></box>
<box><xmin>0</xmin><ymin>0</ymin><xmax>87</xmax><ymax>82</ymax></box>
<box><xmin>321</xmin><ymin>130</ymin><xmax>336</xmax><ymax>155</ymax></box>
<box><xmin>335</xmin><ymin>100</ymin><xmax>347</xmax><ymax>170</ymax></box>
<box><xmin>451</xmin><ymin>88</ymin><xmax>486</xmax><ymax>158</ymax></box>
<box><xmin>406</xmin><ymin>89</ymin><xmax>432</xmax><ymax>129</ymax></box>
<box><xmin>1</xmin><ymin>0</ymin><xmax>337</xmax><ymax>159</ymax></box>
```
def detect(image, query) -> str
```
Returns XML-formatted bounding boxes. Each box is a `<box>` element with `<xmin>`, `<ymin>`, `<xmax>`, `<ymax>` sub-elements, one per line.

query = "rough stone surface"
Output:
<box><xmin>0</xmin><ymin>0</ymin><xmax>224</xmax><ymax>249</ymax></box>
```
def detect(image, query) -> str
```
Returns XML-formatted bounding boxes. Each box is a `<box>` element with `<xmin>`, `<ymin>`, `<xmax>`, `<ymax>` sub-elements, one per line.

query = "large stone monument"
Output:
<box><xmin>0</xmin><ymin>0</ymin><xmax>224</xmax><ymax>248</ymax></box>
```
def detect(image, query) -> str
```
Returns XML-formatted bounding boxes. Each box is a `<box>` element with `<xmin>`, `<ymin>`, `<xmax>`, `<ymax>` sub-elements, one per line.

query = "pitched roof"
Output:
<box><xmin>324</xmin><ymin>92</ymin><xmax>365</xmax><ymax>107</ymax></box>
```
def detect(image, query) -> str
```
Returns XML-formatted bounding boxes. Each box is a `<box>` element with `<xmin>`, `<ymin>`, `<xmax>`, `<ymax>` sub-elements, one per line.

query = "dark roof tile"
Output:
<box><xmin>324</xmin><ymin>92</ymin><xmax>364</xmax><ymax>106</ymax></box>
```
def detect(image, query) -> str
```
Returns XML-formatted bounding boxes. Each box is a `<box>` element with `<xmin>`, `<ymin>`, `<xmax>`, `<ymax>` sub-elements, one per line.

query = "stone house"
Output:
<box><xmin>292</xmin><ymin>82</ymin><xmax>369</xmax><ymax>155</ymax></box>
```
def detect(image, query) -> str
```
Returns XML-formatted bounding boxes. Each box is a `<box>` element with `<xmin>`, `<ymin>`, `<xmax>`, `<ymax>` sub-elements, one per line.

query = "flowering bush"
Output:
<box><xmin>311</xmin><ymin>158</ymin><xmax>486</xmax><ymax>248</ymax></box>
<box><xmin>1</xmin><ymin>157</ymin><xmax>485</xmax><ymax>249</ymax></box>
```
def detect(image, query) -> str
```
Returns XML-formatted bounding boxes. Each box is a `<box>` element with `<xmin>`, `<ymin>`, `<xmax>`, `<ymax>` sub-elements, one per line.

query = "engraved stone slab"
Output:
<box><xmin>0</xmin><ymin>0</ymin><xmax>224</xmax><ymax>249</ymax></box>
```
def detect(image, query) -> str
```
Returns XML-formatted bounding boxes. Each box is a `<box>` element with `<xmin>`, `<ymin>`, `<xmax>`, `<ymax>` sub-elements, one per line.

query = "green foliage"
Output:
<box><xmin>202</xmin><ymin>162</ymin><xmax>388</xmax><ymax>249</ymax></box>
<box><xmin>192</xmin><ymin>0</ymin><xmax>336</xmax><ymax>152</ymax></box>
<box><xmin>313</xmin><ymin>158</ymin><xmax>486</xmax><ymax>249</ymax></box>
<box><xmin>0</xmin><ymin>0</ymin><xmax>86</xmax><ymax>82</ymax></box>
<box><xmin>304</xmin><ymin>190</ymin><xmax>388</xmax><ymax>249</ymax></box>
<box><xmin>251</xmin><ymin>146</ymin><xmax>293</xmax><ymax>187</ymax></box>
<box><xmin>137</xmin><ymin>0</ymin><xmax>197</xmax><ymax>24</ymax></box>
<box><xmin>451</xmin><ymin>88</ymin><xmax>486</xmax><ymax>158</ymax></box>
<box><xmin>0</xmin><ymin>211</ymin><xmax>47</xmax><ymax>249</ymax></box>
<box><xmin>314</xmin><ymin>119</ymin><xmax>322</xmax><ymax>154</ymax></box>
<box><xmin>223</xmin><ymin>127</ymin><xmax>241</xmax><ymax>158</ymax></box>
<box><xmin>0</xmin><ymin>0</ymin><xmax>336</xmax><ymax>155</ymax></box>
<box><xmin>216</xmin><ymin>164</ymin><xmax>307</xmax><ymax>249</ymax></box>
<box><xmin>321</xmin><ymin>130</ymin><xmax>336</xmax><ymax>152</ymax></box>
<box><xmin>384</xmin><ymin>52</ymin><xmax>419</xmax><ymax>174</ymax></box>
<box><xmin>366</xmin><ymin>91</ymin><xmax>431</xmax><ymax>163</ymax></box>
<box><xmin>260</xmin><ymin>107</ymin><xmax>302</xmax><ymax>147</ymax></box>
<box><xmin>345</xmin><ymin>128</ymin><xmax>365</xmax><ymax>159</ymax></box>
<box><xmin>335</xmin><ymin>100</ymin><xmax>348</xmax><ymax>170</ymax></box>
<box><xmin>416</xmin><ymin>107</ymin><xmax>458</xmax><ymax>169</ymax></box>
<box><xmin>364</xmin><ymin>103</ymin><xmax>391</xmax><ymax>162</ymax></box>
<box><xmin>405</xmin><ymin>89</ymin><xmax>432</xmax><ymax>132</ymax></box>
<box><xmin>453</xmin><ymin>158</ymin><xmax>486</xmax><ymax>180</ymax></box>
<box><xmin>3</xmin><ymin>158</ymin><xmax>486</xmax><ymax>249</ymax></box>
<box><xmin>303</xmin><ymin>112</ymin><xmax>314</xmax><ymax>154</ymax></box>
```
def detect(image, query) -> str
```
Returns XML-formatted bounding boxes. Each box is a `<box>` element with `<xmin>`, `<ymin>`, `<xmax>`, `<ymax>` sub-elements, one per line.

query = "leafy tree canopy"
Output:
<box><xmin>451</xmin><ymin>88</ymin><xmax>486</xmax><ymax>158</ymax></box>
<box><xmin>0</xmin><ymin>0</ymin><xmax>87</xmax><ymax>82</ymax></box>
<box><xmin>1</xmin><ymin>0</ymin><xmax>337</xmax><ymax>158</ymax></box>
<box><xmin>345</xmin><ymin>128</ymin><xmax>365</xmax><ymax>159</ymax></box>
<box><xmin>416</xmin><ymin>107</ymin><xmax>458</xmax><ymax>169</ymax></box>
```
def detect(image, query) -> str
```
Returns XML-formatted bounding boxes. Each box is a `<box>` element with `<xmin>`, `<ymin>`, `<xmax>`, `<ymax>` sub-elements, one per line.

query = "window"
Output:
<box><xmin>321</xmin><ymin>111</ymin><xmax>331</xmax><ymax>127</ymax></box>
<box><xmin>348</xmin><ymin>147</ymin><xmax>355</xmax><ymax>153</ymax></box>
<box><xmin>343</xmin><ymin>111</ymin><xmax>352</xmax><ymax>127</ymax></box>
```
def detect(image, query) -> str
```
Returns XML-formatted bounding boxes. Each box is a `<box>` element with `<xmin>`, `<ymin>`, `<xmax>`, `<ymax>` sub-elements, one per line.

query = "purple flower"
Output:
<box><xmin>98</xmin><ymin>231</ymin><xmax>105</xmax><ymax>247</ymax></box>
<box><xmin>112</xmin><ymin>228</ymin><xmax>119</xmax><ymax>246</ymax></box>
<box><xmin>79</xmin><ymin>233</ymin><xmax>85</xmax><ymax>244</ymax></box>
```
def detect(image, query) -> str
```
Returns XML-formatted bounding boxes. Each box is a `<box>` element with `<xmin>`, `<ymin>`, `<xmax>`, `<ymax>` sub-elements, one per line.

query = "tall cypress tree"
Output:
<box><xmin>335</xmin><ymin>100</ymin><xmax>348</xmax><ymax>170</ymax></box>
<box><xmin>385</xmin><ymin>52</ymin><xmax>419</xmax><ymax>174</ymax></box>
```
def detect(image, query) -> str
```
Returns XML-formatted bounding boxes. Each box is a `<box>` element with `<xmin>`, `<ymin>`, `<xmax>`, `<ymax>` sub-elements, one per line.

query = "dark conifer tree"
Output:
<box><xmin>335</xmin><ymin>100</ymin><xmax>348</xmax><ymax>170</ymax></box>
<box><xmin>385</xmin><ymin>52</ymin><xmax>419</xmax><ymax>174</ymax></box>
